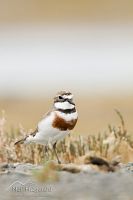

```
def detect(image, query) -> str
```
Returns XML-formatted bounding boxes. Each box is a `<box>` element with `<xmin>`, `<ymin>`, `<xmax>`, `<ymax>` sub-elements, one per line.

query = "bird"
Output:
<box><xmin>15</xmin><ymin>91</ymin><xmax>78</xmax><ymax>164</ymax></box>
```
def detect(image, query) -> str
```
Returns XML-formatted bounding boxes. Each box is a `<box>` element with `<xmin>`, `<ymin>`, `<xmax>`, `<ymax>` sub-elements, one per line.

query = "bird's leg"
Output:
<box><xmin>53</xmin><ymin>142</ymin><xmax>61</xmax><ymax>164</ymax></box>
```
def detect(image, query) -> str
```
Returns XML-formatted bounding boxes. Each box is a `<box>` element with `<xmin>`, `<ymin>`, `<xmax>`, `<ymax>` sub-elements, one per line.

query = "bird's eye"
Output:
<box><xmin>58</xmin><ymin>96</ymin><xmax>63</xmax><ymax>100</ymax></box>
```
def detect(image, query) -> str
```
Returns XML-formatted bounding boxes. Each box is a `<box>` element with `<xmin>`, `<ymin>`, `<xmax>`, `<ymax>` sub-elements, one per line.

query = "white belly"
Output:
<box><xmin>33</xmin><ymin>128</ymin><xmax>68</xmax><ymax>145</ymax></box>
<box><xmin>26</xmin><ymin>112</ymin><xmax>69</xmax><ymax>145</ymax></box>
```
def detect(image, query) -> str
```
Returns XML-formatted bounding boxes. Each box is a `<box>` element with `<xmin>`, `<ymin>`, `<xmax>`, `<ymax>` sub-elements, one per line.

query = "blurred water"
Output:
<box><xmin>0</xmin><ymin>23</ymin><xmax>133</xmax><ymax>97</ymax></box>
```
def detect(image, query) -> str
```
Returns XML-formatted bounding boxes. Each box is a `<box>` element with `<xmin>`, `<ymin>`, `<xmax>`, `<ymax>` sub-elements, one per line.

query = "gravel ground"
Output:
<box><xmin>0</xmin><ymin>163</ymin><xmax>133</xmax><ymax>200</ymax></box>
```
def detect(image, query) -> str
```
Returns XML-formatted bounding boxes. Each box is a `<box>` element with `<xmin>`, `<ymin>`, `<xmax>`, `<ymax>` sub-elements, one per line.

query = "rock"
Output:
<box><xmin>1</xmin><ymin>162</ymin><xmax>133</xmax><ymax>200</ymax></box>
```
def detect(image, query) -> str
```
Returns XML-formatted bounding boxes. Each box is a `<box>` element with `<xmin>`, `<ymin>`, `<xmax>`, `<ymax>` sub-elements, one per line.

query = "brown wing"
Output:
<box><xmin>30</xmin><ymin>127</ymin><xmax>38</xmax><ymax>137</ymax></box>
<box><xmin>15</xmin><ymin>110</ymin><xmax>52</xmax><ymax>145</ymax></box>
<box><xmin>14</xmin><ymin>128</ymin><xmax>38</xmax><ymax>145</ymax></box>
<box><xmin>30</xmin><ymin>110</ymin><xmax>52</xmax><ymax>136</ymax></box>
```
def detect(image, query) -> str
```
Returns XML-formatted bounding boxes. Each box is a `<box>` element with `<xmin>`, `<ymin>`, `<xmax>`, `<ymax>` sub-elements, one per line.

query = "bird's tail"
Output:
<box><xmin>14</xmin><ymin>137</ymin><xmax>26</xmax><ymax>145</ymax></box>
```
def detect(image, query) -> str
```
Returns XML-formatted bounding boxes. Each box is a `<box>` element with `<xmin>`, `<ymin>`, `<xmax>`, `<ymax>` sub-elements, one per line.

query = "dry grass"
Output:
<box><xmin>0</xmin><ymin>109</ymin><xmax>133</xmax><ymax>164</ymax></box>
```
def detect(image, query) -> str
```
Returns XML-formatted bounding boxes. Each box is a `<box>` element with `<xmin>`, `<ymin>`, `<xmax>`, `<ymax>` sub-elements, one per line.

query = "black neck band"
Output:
<box><xmin>57</xmin><ymin>107</ymin><xmax>76</xmax><ymax>114</ymax></box>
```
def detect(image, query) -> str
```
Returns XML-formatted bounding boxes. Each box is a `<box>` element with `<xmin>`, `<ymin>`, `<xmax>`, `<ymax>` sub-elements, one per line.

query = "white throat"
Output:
<box><xmin>54</xmin><ymin>101</ymin><xmax>75</xmax><ymax>110</ymax></box>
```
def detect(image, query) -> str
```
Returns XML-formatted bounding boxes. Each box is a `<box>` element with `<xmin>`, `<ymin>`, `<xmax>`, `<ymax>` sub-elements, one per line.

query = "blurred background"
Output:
<box><xmin>0</xmin><ymin>0</ymin><xmax>133</xmax><ymax>134</ymax></box>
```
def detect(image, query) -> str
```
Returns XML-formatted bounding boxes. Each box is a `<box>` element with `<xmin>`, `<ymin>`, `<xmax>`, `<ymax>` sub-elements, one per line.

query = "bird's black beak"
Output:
<box><xmin>67</xmin><ymin>99</ymin><xmax>75</xmax><ymax>105</ymax></box>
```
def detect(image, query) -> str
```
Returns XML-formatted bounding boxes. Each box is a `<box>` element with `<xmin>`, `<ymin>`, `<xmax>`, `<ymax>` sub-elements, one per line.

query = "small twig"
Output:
<box><xmin>115</xmin><ymin>109</ymin><xmax>127</xmax><ymax>136</ymax></box>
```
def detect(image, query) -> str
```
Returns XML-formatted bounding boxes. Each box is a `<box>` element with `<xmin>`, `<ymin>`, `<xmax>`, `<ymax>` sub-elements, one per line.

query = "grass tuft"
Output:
<box><xmin>0</xmin><ymin>110</ymin><xmax>133</xmax><ymax>164</ymax></box>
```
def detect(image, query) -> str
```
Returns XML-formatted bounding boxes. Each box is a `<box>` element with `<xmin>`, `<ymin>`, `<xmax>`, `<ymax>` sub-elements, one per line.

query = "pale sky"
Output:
<box><xmin>0</xmin><ymin>23</ymin><xmax>133</xmax><ymax>97</ymax></box>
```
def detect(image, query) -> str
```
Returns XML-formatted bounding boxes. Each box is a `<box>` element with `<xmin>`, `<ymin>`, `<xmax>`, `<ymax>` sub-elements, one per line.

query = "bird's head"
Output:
<box><xmin>54</xmin><ymin>91</ymin><xmax>75</xmax><ymax>110</ymax></box>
